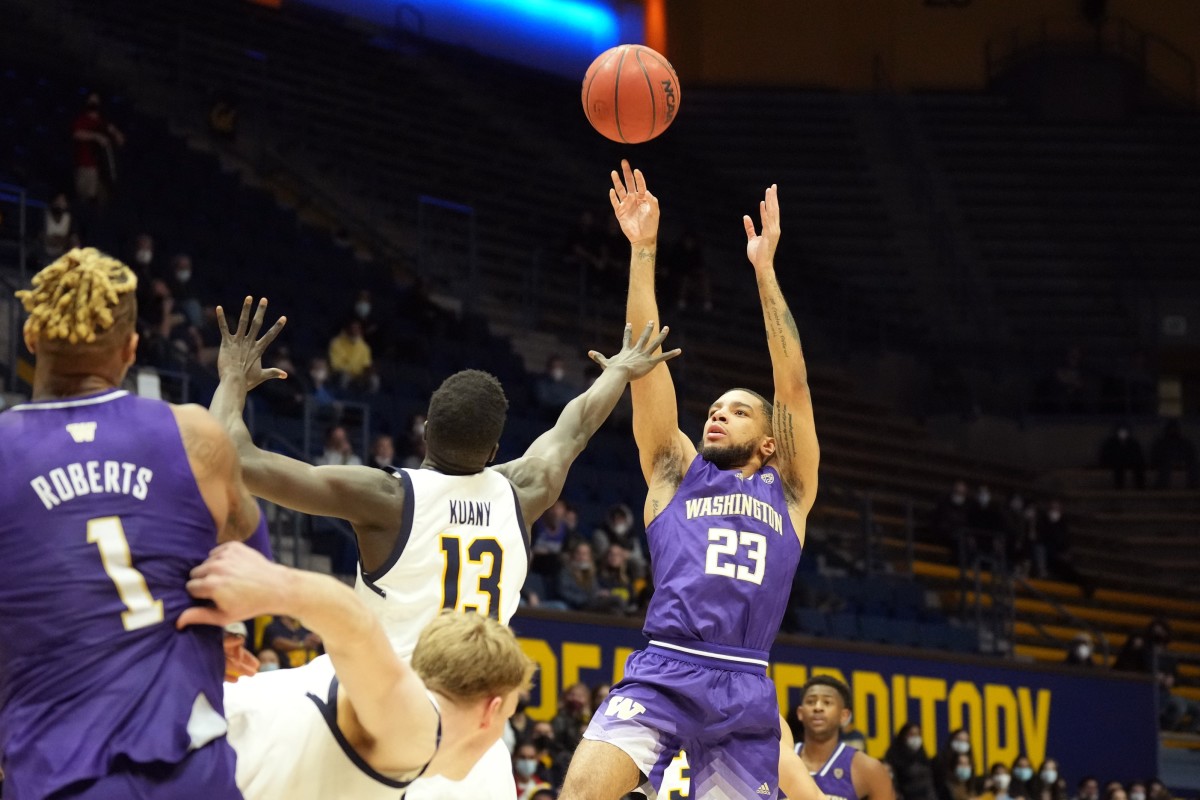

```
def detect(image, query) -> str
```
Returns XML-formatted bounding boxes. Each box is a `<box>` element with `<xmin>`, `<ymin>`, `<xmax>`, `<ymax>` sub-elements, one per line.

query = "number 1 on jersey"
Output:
<box><xmin>88</xmin><ymin>516</ymin><xmax>164</xmax><ymax>631</ymax></box>
<box><xmin>439</xmin><ymin>535</ymin><xmax>504</xmax><ymax>618</ymax></box>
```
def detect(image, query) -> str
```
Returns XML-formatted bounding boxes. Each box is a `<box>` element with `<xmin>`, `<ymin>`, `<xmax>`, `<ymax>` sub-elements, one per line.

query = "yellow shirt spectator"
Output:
<box><xmin>328</xmin><ymin>320</ymin><xmax>372</xmax><ymax>379</ymax></box>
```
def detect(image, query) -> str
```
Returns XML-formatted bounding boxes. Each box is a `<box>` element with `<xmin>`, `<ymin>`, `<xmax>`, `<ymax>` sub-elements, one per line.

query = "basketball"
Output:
<box><xmin>581</xmin><ymin>44</ymin><xmax>681</xmax><ymax>144</ymax></box>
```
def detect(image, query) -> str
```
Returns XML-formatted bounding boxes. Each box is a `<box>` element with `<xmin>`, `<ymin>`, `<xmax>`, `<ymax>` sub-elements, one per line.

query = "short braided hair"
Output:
<box><xmin>16</xmin><ymin>248</ymin><xmax>137</xmax><ymax>345</ymax></box>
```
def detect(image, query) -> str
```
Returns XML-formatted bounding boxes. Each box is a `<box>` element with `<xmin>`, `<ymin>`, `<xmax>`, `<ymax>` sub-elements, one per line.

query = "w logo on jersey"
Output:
<box><xmin>604</xmin><ymin>695</ymin><xmax>647</xmax><ymax>721</ymax></box>
<box><xmin>65</xmin><ymin>422</ymin><xmax>97</xmax><ymax>443</ymax></box>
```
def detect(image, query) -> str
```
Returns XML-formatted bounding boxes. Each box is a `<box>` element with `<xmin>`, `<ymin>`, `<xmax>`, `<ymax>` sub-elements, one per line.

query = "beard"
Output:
<box><xmin>699</xmin><ymin>439</ymin><xmax>758</xmax><ymax>471</ymax></box>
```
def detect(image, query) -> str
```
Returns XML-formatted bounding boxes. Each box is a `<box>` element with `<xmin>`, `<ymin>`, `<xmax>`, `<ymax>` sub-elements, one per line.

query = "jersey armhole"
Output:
<box><xmin>359</xmin><ymin>469</ymin><xmax>415</xmax><ymax>595</ymax></box>
<box><xmin>508</xmin><ymin>481</ymin><xmax>531</xmax><ymax>559</ymax></box>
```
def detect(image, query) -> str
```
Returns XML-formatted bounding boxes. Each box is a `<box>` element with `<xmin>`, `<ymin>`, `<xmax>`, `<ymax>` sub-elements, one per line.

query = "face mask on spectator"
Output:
<box><xmin>1014</xmin><ymin>767</ymin><xmax>1033</xmax><ymax>782</ymax></box>
<box><xmin>611</xmin><ymin>520</ymin><xmax>631</xmax><ymax>536</ymax></box>
<box><xmin>906</xmin><ymin>735</ymin><xmax>923</xmax><ymax>752</ymax></box>
<box><xmin>550</xmin><ymin>368</ymin><xmax>565</xmax><ymax>382</ymax></box>
<box><xmin>355</xmin><ymin>301</ymin><xmax>371</xmax><ymax>318</ymax></box>
<box><xmin>952</xmin><ymin>740</ymin><xmax>970</xmax><ymax>755</ymax></box>
<box><xmin>1130</xmin><ymin>793</ymin><xmax>1145</xmax><ymax>800</ymax></box>
<box><xmin>175</xmin><ymin>270</ymin><xmax>192</xmax><ymax>284</ymax></box>
<box><xmin>259</xmin><ymin>662</ymin><xmax>280</xmax><ymax>672</ymax></box>
<box><xmin>977</xmin><ymin>489</ymin><xmax>991</xmax><ymax>505</ymax></box>
<box><xmin>956</xmin><ymin>766</ymin><xmax>973</xmax><ymax>782</ymax></box>
<box><xmin>135</xmin><ymin>249</ymin><xmax>153</xmax><ymax>265</ymax></box>
<box><xmin>1075</xmin><ymin>644</ymin><xmax>1091</xmax><ymax>660</ymax></box>
<box><xmin>515</xmin><ymin>759</ymin><xmax>538</xmax><ymax>778</ymax></box>
<box><xmin>1040</xmin><ymin>770</ymin><xmax>1057</xmax><ymax>785</ymax></box>
<box><xmin>994</xmin><ymin>774</ymin><xmax>1011</xmax><ymax>792</ymax></box>
<box><xmin>312</xmin><ymin>369</ymin><xmax>329</xmax><ymax>383</ymax></box>
<box><xmin>1047</xmin><ymin>509</ymin><xmax>1061</xmax><ymax>522</ymax></box>
<box><xmin>575</xmin><ymin>559</ymin><xmax>593</xmax><ymax>571</ymax></box>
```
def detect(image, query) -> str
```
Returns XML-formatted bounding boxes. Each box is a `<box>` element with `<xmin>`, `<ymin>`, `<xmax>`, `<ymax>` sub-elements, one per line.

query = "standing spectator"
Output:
<box><xmin>1073</xmin><ymin>777</ymin><xmax>1100</xmax><ymax>800</ymax></box>
<box><xmin>1041</xmin><ymin>500</ymin><xmax>1085</xmax><ymax>588</ymax></box>
<box><xmin>1098</xmin><ymin>422</ymin><xmax>1146</xmax><ymax>489</ymax></box>
<box><xmin>167</xmin><ymin>254</ymin><xmax>203</xmax><ymax>328</ymax></box>
<box><xmin>314</xmin><ymin>425</ymin><xmax>362</xmax><ymax>466</ymax></box>
<box><xmin>1150</xmin><ymin>420</ymin><xmax>1199</xmax><ymax>489</ymax></box>
<box><xmin>71</xmin><ymin>92</ymin><xmax>124</xmax><ymax>204</ymax></box>
<box><xmin>261</xmin><ymin>614</ymin><xmax>322</xmax><ymax>668</ymax></box>
<box><xmin>670</xmin><ymin>228</ymin><xmax>711</xmax><ymax>311</ymax></box>
<box><xmin>130</xmin><ymin>233</ymin><xmax>159</xmax><ymax>283</ymax></box>
<box><xmin>368</xmin><ymin>433</ymin><xmax>395</xmax><ymax>470</ymax></box>
<box><xmin>1010</xmin><ymin>756</ymin><xmax>1035</xmax><ymax>800</ymax></box>
<box><xmin>1064</xmin><ymin>633</ymin><xmax>1096</xmax><ymax>667</ymax></box>
<box><xmin>513</xmin><ymin>742</ymin><xmax>550</xmax><ymax>800</ymax></box>
<box><xmin>886</xmin><ymin>723</ymin><xmax>937</xmax><ymax>800</ymax></box>
<box><xmin>592</xmin><ymin>503</ymin><xmax>647</xmax><ymax>581</ymax></box>
<box><xmin>39</xmin><ymin>192</ymin><xmax>78</xmax><ymax>263</ymax></box>
<box><xmin>328</xmin><ymin>319</ymin><xmax>373</xmax><ymax>386</ymax></box>
<box><xmin>932</xmin><ymin>480</ymin><xmax>970</xmax><ymax>542</ymax></box>
<box><xmin>555</xmin><ymin>541</ymin><xmax>622</xmax><ymax>613</ymax></box>
<box><xmin>348</xmin><ymin>289</ymin><xmax>384</xmax><ymax>349</ymax></box>
<box><xmin>535</xmin><ymin>355</ymin><xmax>577</xmax><ymax>418</ymax></box>
<box><xmin>307</xmin><ymin>356</ymin><xmax>338</xmax><ymax>408</ymax></box>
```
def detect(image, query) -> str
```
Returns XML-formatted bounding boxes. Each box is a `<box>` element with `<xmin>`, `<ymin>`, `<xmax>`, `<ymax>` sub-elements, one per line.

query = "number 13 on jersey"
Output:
<box><xmin>439</xmin><ymin>535</ymin><xmax>504</xmax><ymax>618</ymax></box>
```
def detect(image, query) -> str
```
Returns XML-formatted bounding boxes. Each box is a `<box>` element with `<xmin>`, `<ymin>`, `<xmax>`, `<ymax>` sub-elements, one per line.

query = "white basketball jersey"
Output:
<box><xmin>355</xmin><ymin>466</ymin><xmax>529</xmax><ymax>657</ymax></box>
<box><xmin>405</xmin><ymin>738</ymin><xmax>515</xmax><ymax>800</ymax></box>
<box><xmin>224</xmin><ymin>655</ymin><xmax>432</xmax><ymax>800</ymax></box>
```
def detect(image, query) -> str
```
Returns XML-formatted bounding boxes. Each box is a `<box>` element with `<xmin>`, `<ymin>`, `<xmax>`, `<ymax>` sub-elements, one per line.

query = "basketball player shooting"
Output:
<box><xmin>0</xmin><ymin>248</ymin><xmax>259</xmax><ymax>800</ymax></box>
<box><xmin>559</xmin><ymin>162</ymin><xmax>821</xmax><ymax>800</ymax></box>
<box><xmin>211</xmin><ymin>299</ymin><xmax>678</xmax><ymax>800</ymax></box>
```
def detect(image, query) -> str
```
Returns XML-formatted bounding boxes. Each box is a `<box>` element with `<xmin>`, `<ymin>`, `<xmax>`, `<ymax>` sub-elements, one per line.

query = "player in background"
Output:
<box><xmin>781</xmin><ymin>677</ymin><xmax>895</xmax><ymax>800</ymax></box>
<box><xmin>211</xmin><ymin>297</ymin><xmax>678</xmax><ymax>800</ymax></box>
<box><xmin>0</xmin><ymin>248</ymin><xmax>258</xmax><ymax>799</ymax></box>
<box><xmin>180</xmin><ymin>541</ymin><xmax>535</xmax><ymax>800</ymax></box>
<box><xmin>560</xmin><ymin>162</ymin><xmax>821</xmax><ymax>800</ymax></box>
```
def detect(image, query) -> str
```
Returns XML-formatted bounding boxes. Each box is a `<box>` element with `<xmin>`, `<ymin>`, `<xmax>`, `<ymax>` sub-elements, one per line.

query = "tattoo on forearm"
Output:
<box><xmin>636</xmin><ymin>248</ymin><xmax>656</xmax><ymax>264</ymax></box>
<box><xmin>651</xmin><ymin>499</ymin><xmax>661</xmax><ymax>518</ymax></box>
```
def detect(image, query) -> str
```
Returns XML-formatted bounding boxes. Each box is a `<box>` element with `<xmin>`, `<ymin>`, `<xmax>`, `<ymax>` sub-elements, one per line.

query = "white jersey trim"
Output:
<box><xmin>794</xmin><ymin>742</ymin><xmax>847</xmax><ymax>776</ymax></box>
<box><xmin>10</xmin><ymin>390</ymin><xmax>128</xmax><ymax>411</ymax></box>
<box><xmin>647</xmin><ymin>639</ymin><xmax>770</xmax><ymax>667</ymax></box>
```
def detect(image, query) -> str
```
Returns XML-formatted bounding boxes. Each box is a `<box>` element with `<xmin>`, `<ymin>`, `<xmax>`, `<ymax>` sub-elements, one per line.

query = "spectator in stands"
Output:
<box><xmin>935</xmin><ymin>729</ymin><xmax>974</xmax><ymax>800</ymax></box>
<box><xmin>669</xmin><ymin>228</ymin><xmax>712</xmax><ymax>312</ymax></box>
<box><xmin>886</xmin><ymin>723</ymin><xmax>937</xmax><ymax>800</ymax></box>
<box><xmin>262</xmin><ymin>614</ymin><xmax>322</xmax><ymax>668</ymax></box>
<box><xmin>965</xmin><ymin>484</ymin><xmax>1005</xmax><ymax>565</ymax></box>
<box><xmin>592</xmin><ymin>503</ymin><xmax>647</xmax><ymax>581</ymax></box>
<box><xmin>130</xmin><ymin>233</ymin><xmax>159</xmax><ymax>281</ymax></box>
<box><xmin>328</xmin><ymin>319</ymin><xmax>373</xmax><ymax>387</ymax></box>
<box><xmin>564</xmin><ymin>210</ymin><xmax>608</xmax><ymax>289</ymax></box>
<box><xmin>71</xmin><ymin>92</ymin><xmax>124</xmax><ymax>204</ymax></box>
<box><xmin>1126</xmin><ymin>782</ymin><xmax>1146</xmax><ymax>800</ymax></box>
<box><xmin>940</xmin><ymin>753</ymin><xmax>976</xmax><ymax>800</ymax></box>
<box><xmin>39</xmin><ymin>192</ymin><xmax>78</xmax><ymax>264</ymax></box>
<box><xmin>136</xmin><ymin>278</ymin><xmax>199</xmax><ymax>370</ymax></box>
<box><xmin>514</xmin><ymin>741</ymin><xmax>550</xmax><ymax>800</ymax></box>
<box><xmin>596</xmin><ymin>543</ymin><xmax>637</xmax><ymax>614</ymax></box>
<box><xmin>1031</xmin><ymin>759</ymin><xmax>1065</xmax><ymax>800</ymax></box>
<box><xmin>1103</xmin><ymin>788</ymin><xmax>1127</xmax><ymax>800</ymax></box>
<box><xmin>1064</xmin><ymin>633</ymin><xmax>1096</xmax><ymax>667</ymax></box>
<box><xmin>368</xmin><ymin>433</ymin><xmax>395</xmax><ymax>471</ymax></box>
<box><xmin>531</xmin><ymin>499</ymin><xmax>571</xmax><ymax>583</ymax></box>
<box><xmin>933</xmin><ymin>480</ymin><xmax>970</xmax><ymax>542</ymax></box>
<box><xmin>307</xmin><ymin>356</ymin><xmax>338</xmax><ymax>408</ymax></box>
<box><xmin>1041</xmin><ymin>499</ymin><xmax>1086</xmax><ymax>589</ymax></box>
<box><xmin>506</xmin><ymin>690</ymin><xmax>533</xmax><ymax>747</ymax></box>
<box><xmin>394</xmin><ymin>272</ymin><xmax>452</xmax><ymax>341</ymax></box>
<box><xmin>348</xmin><ymin>288</ymin><xmax>384</xmax><ymax>350</ymax></box>
<box><xmin>556</xmin><ymin>541</ymin><xmax>624</xmax><ymax>614</ymax></box>
<box><xmin>1158</xmin><ymin>654</ymin><xmax>1200</xmax><ymax>733</ymax></box>
<box><xmin>979</xmin><ymin>764</ymin><xmax>1013</xmax><ymax>800</ymax></box>
<box><xmin>1150</xmin><ymin>419</ymin><xmax>1198</xmax><ymax>489</ymax></box>
<box><xmin>1098</xmin><ymin>422</ymin><xmax>1146</xmax><ymax>490</ymax></box>
<box><xmin>314</xmin><ymin>424</ymin><xmax>362</xmax><ymax>467</ymax></box>
<box><xmin>1146</xmin><ymin>780</ymin><xmax>1169</xmax><ymax>800</ymax></box>
<box><xmin>530</xmin><ymin>720</ymin><xmax>569</xmax><ymax>787</ymax></box>
<box><xmin>551</xmin><ymin>682</ymin><xmax>592</xmax><ymax>754</ymax></box>
<box><xmin>258</xmin><ymin>350</ymin><xmax>306</xmax><ymax>417</ymax></box>
<box><xmin>591</xmin><ymin>683</ymin><xmax>611</xmax><ymax>712</ymax></box>
<box><xmin>1073</xmin><ymin>777</ymin><xmax>1100</xmax><ymax>800</ymax></box>
<box><xmin>1010</xmin><ymin>756</ymin><xmax>1035</xmax><ymax>799</ymax></box>
<box><xmin>535</xmin><ymin>355</ymin><xmax>577</xmax><ymax>418</ymax></box>
<box><xmin>255</xmin><ymin>649</ymin><xmax>280</xmax><ymax>672</ymax></box>
<box><xmin>167</xmin><ymin>254</ymin><xmax>203</xmax><ymax>328</ymax></box>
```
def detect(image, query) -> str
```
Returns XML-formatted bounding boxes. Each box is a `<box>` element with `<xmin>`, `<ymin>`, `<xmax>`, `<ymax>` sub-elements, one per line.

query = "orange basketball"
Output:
<box><xmin>581</xmin><ymin>44</ymin><xmax>681</xmax><ymax>144</ymax></box>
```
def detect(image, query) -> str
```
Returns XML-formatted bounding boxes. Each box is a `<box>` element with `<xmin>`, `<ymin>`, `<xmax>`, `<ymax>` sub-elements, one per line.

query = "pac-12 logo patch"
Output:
<box><xmin>834</xmin><ymin>768</ymin><xmax>844</xmax><ymax>779</ymax></box>
<box><xmin>761</xmin><ymin>472</ymin><xmax>774</xmax><ymax>485</ymax></box>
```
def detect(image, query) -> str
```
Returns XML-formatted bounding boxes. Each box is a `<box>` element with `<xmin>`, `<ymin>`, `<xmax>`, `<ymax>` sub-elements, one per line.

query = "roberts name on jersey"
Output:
<box><xmin>29</xmin><ymin>460</ymin><xmax>154</xmax><ymax>510</ymax></box>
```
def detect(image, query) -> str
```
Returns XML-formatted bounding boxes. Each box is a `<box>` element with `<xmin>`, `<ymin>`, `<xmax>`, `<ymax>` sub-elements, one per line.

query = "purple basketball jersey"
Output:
<box><xmin>643</xmin><ymin>455</ymin><xmax>801</xmax><ymax>653</ymax></box>
<box><xmin>796</xmin><ymin>742</ymin><xmax>860</xmax><ymax>800</ymax></box>
<box><xmin>0</xmin><ymin>390</ymin><xmax>234</xmax><ymax>799</ymax></box>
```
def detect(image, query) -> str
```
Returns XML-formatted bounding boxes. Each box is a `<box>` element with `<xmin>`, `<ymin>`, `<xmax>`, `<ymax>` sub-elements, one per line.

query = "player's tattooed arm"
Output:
<box><xmin>173</xmin><ymin>403</ymin><xmax>260</xmax><ymax>543</ymax></box>
<box><xmin>497</xmin><ymin>322</ymin><xmax>679</xmax><ymax>523</ymax></box>
<box><xmin>745</xmin><ymin>185</ymin><xmax>819</xmax><ymax>515</ymax></box>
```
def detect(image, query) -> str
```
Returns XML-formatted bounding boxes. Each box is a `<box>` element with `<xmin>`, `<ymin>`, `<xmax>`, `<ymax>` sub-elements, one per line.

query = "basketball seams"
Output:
<box><xmin>613</xmin><ymin>45</ymin><xmax>630</xmax><ymax>143</ymax></box>
<box><xmin>582</xmin><ymin>45</ymin><xmax>619</xmax><ymax>129</ymax></box>
<box><xmin>633</xmin><ymin>47</ymin><xmax>657</xmax><ymax>142</ymax></box>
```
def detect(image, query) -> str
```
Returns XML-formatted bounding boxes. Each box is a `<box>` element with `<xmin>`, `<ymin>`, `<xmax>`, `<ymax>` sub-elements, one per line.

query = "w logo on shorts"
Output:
<box><xmin>604</xmin><ymin>695</ymin><xmax>647</xmax><ymax>721</ymax></box>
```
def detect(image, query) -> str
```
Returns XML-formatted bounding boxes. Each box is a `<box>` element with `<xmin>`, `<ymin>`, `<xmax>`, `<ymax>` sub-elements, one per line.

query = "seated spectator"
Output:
<box><xmin>307</xmin><ymin>357</ymin><xmax>339</xmax><ymax>408</ymax></box>
<box><xmin>940</xmin><ymin>754</ymin><xmax>975</xmax><ymax>800</ymax></box>
<box><xmin>39</xmin><ymin>192</ymin><xmax>78</xmax><ymax>263</ymax></box>
<box><xmin>529</xmin><ymin>720</ymin><xmax>569</xmax><ymax>788</ymax></box>
<box><xmin>934</xmin><ymin>728</ymin><xmax>974</xmax><ymax>799</ymax></box>
<box><xmin>1127</xmin><ymin>782</ymin><xmax>1147</xmax><ymax>800</ymax></box>
<box><xmin>530</xmin><ymin>500</ymin><xmax>571</xmax><ymax>581</ymax></box>
<box><xmin>262</xmin><ymin>614</ymin><xmax>322</xmax><ymax>668</ymax></box>
<box><xmin>979</xmin><ymin>764</ymin><xmax>1013</xmax><ymax>800</ymax></box>
<box><xmin>255</xmin><ymin>649</ymin><xmax>280</xmax><ymax>672</ymax></box>
<box><xmin>1150</xmin><ymin>419</ymin><xmax>1199</xmax><ymax>489</ymax></box>
<box><xmin>314</xmin><ymin>424</ymin><xmax>362</xmax><ymax>466</ymax></box>
<box><xmin>1064</xmin><ymin>633</ymin><xmax>1096</xmax><ymax>667</ymax></box>
<box><xmin>506</xmin><ymin>690</ymin><xmax>534</xmax><ymax>746</ymax></box>
<box><xmin>1073</xmin><ymin>777</ymin><xmax>1100</xmax><ymax>800</ymax></box>
<box><xmin>886</xmin><ymin>723</ymin><xmax>937</xmax><ymax>800</ymax></box>
<box><xmin>167</xmin><ymin>254</ymin><xmax>203</xmax><ymax>328</ymax></box>
<box><xmin>556</xmin><ymin>541</ymin><xmax>627</xmax><ymax>614</ymax></box>
<box><xmin>514</xmin><ymin>742</ymin><xmax>551</xmax><ymax>800</ymax></box>
<box><xmin>1103</xmin><ymin>787</ymin><xmax>1127</xmax><ymax>800</ymax></box>
<box><xmin>1098</xmin><ymin>422</ymin><xmax>1146</xmax><ymax>490</ymax></box>
<box><xmin>596</xmin><ymin>543</ymin><xmax>637</xmax><ymax>614</ymax></box>
<box><xmin>1010</xmin><ymin>755</ymin><xmax>1035</xmax><ymax>800</ymax></box>
<box><xmin>535</xmin><ymin>355</ymin><xmax>577</xmax><ymax>418</ymax></box>
<box><xmin>328</xmin><ymin>319</ymin><xmax>373</xmax><ymax>386</ymax></box>
<box><xmin>591</xmin><ymin>683</ymin><xmax>612</xmax><ymax>712</ymax></box>
<box><xmin>591</xmin><ymin>503</ymin><xmax>647</xmax><ymax>581</ymax></box>
<box><xmin>1031</xmin><ymin>759</ymin><xmax>1065</xmax><ymax>800</ymax></box>
<box><xmin>368</xmin><ymin>433</ymin><xmax>395</xmax><ymax>470</ymax></box>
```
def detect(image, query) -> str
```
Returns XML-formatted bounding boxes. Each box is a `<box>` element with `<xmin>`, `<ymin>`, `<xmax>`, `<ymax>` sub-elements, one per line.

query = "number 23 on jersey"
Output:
<box><xmin>439</xmin><ymin>535</ymin><xmax>504</xmax><ymax>618</ymax></box>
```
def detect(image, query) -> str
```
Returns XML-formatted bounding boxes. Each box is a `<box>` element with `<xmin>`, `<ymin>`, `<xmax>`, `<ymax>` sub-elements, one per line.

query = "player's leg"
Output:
<box><xmin>559</xmin><ymin>739</ymin><xmax>644</xmax><ymax>800</ymax></box>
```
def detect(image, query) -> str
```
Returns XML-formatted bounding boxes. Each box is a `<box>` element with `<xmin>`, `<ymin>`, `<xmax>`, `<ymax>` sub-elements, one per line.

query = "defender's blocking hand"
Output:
<box><xmin>588</xmin><ymin>321</ymin><xmax>680</xmax><ymax>381</ymax></box>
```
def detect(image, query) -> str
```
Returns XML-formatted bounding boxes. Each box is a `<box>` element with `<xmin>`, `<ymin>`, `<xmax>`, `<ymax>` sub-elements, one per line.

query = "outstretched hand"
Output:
<box><xmin>589</xmin><ymin>321</ymin><xmax>680</xmax><ymax>381</ymax></box>
<box><xmin>609</xmin><ymin>159</ymin><xmax>660</xmax><ymax>246</ymax></box>
<box><xmin>177</xmin><ymin>542</ymin><xmax>289</xmax><ymax>630</ymax></box>
<box><xmin>216</xmin><ymin>296</ymin><xmax>288</xmax><ymax>391</ymax></box>
<box><xmin>743</xmin><ymin>184</ymin><xmax>781</xmax><ymax>272</ymax></box>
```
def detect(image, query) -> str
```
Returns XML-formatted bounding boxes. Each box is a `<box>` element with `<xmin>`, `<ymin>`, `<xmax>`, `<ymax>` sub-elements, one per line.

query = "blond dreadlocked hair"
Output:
<box><xmin>16</xmin><ymin>247</ymin><xmax>138</xmax><ymax>345</ymax></box>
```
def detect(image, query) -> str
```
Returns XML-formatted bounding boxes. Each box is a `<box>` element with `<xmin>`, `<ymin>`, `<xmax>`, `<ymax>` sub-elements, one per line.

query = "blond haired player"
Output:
<box><xmin>210</xmin><ymin>297</ymin><xmax>679</xmax><ymax>799</ymax></box>
<box><xmin>180</xmin><ymin>541</ymin><xmax>535</xmax><ymax>799</ymax></box>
